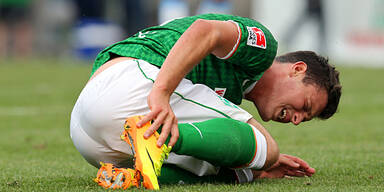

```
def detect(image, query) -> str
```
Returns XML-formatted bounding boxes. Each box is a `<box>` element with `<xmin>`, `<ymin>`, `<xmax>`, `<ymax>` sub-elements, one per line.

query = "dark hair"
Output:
<box><xmin>275</xmin><ymin>51</ymin><xmax>342</xmax><ymax>119</ymax></box>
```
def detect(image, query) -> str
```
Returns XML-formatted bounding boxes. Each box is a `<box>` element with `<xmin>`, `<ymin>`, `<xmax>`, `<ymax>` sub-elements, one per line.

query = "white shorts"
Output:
<box><xmin>70</xmin><ymin>59</ymin><xmax>254</xmax><ymax>177</ymax></box>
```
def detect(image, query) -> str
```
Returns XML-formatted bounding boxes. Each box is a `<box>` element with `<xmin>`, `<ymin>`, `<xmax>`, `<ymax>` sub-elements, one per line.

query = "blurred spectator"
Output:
<box><xmin>72</xmin><ymin>0</ymin><xmax>124</xmax><ymax>60</ymax></box>
<box><xmin>158</xmin><ymin>0</ymin><xmax>232</xmax><ymax>24</ymax></box>
<box><xmin>74</xmin><ymin>0</ymin><xmax>104</xmax><ymax>20</ymax></box>
<box><xmin>71</xmin><ymin>0</ymin><xmax>151</xmax><ymax>60</ymax></box>
<box><xmin>33</xmin><ymin>0</ymin><xmax>75</xmax><ymax>58</ymax></box>
<box><xmin>283</xmin><ymin>0</ymin><xmax>327</xmax><ymax>54</ymax></box>
<box><xmin>0</xmin><ymin>0</ymin><xmax>33</xmax><ymax>59</ymax></box>
<box><xmin>121</xmin><ymin>0</ymin><xmax>149</xmax><ymax>36</ymax></box>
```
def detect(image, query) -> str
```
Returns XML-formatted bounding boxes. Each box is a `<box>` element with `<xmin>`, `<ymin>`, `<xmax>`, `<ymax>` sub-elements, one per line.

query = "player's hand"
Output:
<box><xmin>137</xmin><ymin>88</ymin><xmax>179</xmax><ymax>148</ymax></box>
<box><xmin>279</xmin><ymin>154</ymin><xmax>316</xmax><ymax>177</ymax></box>
<box><xmin>255</xmin><ymin>153</ymin><xmax>316</xmax><ymax>179</ymax></box>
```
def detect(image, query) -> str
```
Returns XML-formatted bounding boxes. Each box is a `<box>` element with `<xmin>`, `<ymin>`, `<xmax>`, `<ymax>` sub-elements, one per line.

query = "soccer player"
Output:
<box><xmin>70</xmin><ymin>14</ymin><xmax>341</xmax><ymax>189</ymax></box>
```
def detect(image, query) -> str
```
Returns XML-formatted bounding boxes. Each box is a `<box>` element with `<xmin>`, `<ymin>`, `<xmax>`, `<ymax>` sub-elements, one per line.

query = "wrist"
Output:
<box><xmin>251</xmin><ymin>170</ymin><xmax>263</xmax><ymax>179</ymax></box>
<box><xmin>152</xmin><ymin>83</ymin><xmax>173</xmax><ymax>96</ymax></box>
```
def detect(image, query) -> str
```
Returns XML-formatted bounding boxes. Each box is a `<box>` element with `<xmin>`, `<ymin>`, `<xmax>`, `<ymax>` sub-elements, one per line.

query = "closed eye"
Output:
<box><xmin>305</xmin><ymin>100</ymin><xmax>313</xmax><ymax>119</ymax></box>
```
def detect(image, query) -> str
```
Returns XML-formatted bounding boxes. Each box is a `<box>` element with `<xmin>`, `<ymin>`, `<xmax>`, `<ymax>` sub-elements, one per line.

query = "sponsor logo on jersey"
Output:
<box><xmin>214</xmin><ymin>88</ymin><xmax>227</xmax><ymax>97</ymax></box>
<box><xmin>246</xmin><ymin>26</ymin><xmax>266</xmax><ymax>49</ymax></box>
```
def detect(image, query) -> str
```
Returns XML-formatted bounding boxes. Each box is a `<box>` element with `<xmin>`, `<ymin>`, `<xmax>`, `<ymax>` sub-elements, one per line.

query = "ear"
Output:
<box><xmin>290</xmin><ymin>61</ymin><xmax>307</xmax><ymax>76</ymax></box>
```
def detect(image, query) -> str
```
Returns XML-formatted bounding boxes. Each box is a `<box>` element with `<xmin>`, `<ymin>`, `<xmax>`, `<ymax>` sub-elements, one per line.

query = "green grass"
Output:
<box><xmin>1</xmin><ymin>59</ymin><xmax>383</xmax><ymax>191</ymax></box>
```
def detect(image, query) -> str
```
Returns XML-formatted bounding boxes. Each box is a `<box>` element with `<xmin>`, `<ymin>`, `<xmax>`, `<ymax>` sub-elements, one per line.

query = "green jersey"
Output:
<box><xmin>92</xmin><ymin>14</ymin><xmax>278</xmax><ymax>105</ymax></box>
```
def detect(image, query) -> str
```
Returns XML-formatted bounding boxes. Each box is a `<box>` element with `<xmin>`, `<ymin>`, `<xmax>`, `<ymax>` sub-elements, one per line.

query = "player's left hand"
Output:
<box><xmin>256</xmin><ymin>153</ymin><xmax>316</xmax><ymax>178</ymax></box>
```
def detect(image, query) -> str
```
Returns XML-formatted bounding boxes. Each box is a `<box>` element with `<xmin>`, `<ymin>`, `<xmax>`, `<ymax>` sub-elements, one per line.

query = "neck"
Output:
<box><xmin>245</xmin><ymin>61</ymin><xmax>283</xmax><ymax>102</ymax></box>
<box><xmin>245</xmin><ymin>73</ymin><xmax>269</xmax><ymax>102</ymax></box>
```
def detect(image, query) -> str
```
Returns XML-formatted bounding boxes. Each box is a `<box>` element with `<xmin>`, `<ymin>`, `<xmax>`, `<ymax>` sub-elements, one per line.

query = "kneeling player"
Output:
<box><xmin>69</xmin><ymin>13</ymin><xmax>338</xmax><ymax>190</ymax></box>
<box><xmin>70</xmin><ymin>58</ymin><xmax>314</xmax><ymax>190</ymax></box>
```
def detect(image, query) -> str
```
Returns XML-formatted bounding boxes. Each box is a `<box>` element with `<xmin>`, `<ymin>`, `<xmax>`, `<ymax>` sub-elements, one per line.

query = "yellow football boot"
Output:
<box><xmin>121</xmin><ymin>115</ymin><xmax>172</xmax><ymax>190</ymax></box>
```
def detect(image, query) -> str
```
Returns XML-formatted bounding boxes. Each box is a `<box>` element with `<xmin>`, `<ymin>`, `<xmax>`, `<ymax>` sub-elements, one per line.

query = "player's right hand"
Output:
<box><xmin>137</xmin><ymin>88</ymin><xmax>179</xmax><ymax>148</ymax></box>
<box><xmin>254</xmin><ymin>153</ymin><xmax>315</xmax><ymax>179</ymax></box>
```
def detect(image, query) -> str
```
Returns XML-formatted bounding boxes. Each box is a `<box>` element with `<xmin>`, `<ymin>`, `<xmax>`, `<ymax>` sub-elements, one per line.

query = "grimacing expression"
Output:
<box><xmin>251</xmin><ymin>61</ymin><xmax>328</xmax><ymax>125</ymax></box>
<box><xmin>272</xmin><ymin>83</ymin><xmax>327</xmax><ymax>125</ymax></box>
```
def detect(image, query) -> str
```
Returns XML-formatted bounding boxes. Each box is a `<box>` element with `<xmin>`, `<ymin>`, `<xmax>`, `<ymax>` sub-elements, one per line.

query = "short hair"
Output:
<box><xmin>275</xmin><ymin>51</ymin><xmax>342</xmax><ymax>119</ymax></box>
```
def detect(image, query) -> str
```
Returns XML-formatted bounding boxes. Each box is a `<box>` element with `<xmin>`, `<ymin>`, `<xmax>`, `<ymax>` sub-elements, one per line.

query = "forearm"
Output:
<box><xmin>153</xmin><ymin>19</ymin><xmax>218</xmax><ymax>94</ymax></box>
<box><xmin>153</xmin><ymin>19</ymin><xmax>238</xmax><ymax>95</ymax></box>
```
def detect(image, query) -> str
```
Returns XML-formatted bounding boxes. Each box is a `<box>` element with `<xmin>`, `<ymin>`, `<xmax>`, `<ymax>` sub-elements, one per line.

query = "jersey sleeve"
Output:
<box><xmin>218</xmin><ymin>19</ymin><xmax>278</xmax><ymax>81</ymax></box>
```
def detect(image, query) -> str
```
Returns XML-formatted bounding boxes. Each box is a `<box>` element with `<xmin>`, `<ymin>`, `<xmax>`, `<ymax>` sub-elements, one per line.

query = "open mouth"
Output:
<box><xmin>278</xmin><ymin>108</ymin><xmax>287</xmax><ymax>121</ymax></box>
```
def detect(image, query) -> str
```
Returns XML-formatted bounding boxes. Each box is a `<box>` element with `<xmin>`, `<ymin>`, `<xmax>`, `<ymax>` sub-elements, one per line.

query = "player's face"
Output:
<box><xmin>267</xmin><ymin>82</ymin><xmax>327</xmax><ymax>125</ymax></box>
<box><xmin>251</xmin><ymin>61</ymin><xmax>328</xmax><ymax>125</ymax></box>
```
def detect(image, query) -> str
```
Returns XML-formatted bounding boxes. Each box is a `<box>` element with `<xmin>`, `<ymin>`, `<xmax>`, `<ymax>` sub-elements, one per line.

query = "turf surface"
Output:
<box><xmin>1</xmin><ymin>59</ymin><xmax>383</xmax><ymax>191</ymax></box>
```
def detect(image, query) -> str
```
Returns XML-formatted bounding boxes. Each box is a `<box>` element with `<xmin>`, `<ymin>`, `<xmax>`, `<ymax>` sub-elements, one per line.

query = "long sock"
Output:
<box><xmin>167</xmin><ymin>118</ymin><xmax>257</xmax><ymax>168</ymax></box>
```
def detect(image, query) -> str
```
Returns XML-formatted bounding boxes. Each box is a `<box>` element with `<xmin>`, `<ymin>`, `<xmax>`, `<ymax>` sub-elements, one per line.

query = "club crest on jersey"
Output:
<box><xmin>246</xmin><ymin>26</ymin><xmax>266</xmax><ymax>49</ymax></box>
<box><xmin>214</xmin><ymin>88</ymin><xmax>227</xmax><ymax>97</ymax></box>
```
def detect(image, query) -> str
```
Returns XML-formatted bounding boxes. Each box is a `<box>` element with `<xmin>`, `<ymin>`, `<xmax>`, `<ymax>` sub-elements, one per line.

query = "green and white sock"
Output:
<box><xmin>169</xmin><ymin>118</ymin><xmax>262</xmax><ymax>168</ymax></box>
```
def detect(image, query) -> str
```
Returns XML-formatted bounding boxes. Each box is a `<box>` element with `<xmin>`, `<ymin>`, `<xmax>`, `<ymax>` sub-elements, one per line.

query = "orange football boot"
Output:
<box><xmin>94</xmin><ymin>162</ymin><xmax>140</xmax><ymax>189</ymax></box>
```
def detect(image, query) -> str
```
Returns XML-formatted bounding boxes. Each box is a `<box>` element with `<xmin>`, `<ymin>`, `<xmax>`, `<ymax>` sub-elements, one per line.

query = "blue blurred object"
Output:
<box><xmin>197</xmin><ymin>0</ymin><xmax>232</xmax><ymax>15</ymax></box>
<box><xmin>158</xmin><ymin>0</ymin><xmax>189</xmax><ymax>24</ymax></box>
<box><xmin>158</xmin><ymin>0</ymin><xmax>233</xmax><ymax>25</ymax></box>
<box><xmin>73</xmin><ymin>18</ymin><xmax>123</xmax><ymax>60</ymax></box>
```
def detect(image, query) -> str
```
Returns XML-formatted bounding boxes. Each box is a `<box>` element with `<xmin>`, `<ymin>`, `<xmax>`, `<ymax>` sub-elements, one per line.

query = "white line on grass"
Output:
<box><xmin>0</xmin><ymin>106</ymin><xmax>69</xmax><ymax>116</ymax></box>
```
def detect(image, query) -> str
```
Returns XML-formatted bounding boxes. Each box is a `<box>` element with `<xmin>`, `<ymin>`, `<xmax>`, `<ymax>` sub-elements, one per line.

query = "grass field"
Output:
<box><xmin>1</xmin><ymin>59</ymin><xmax>383</xmax><ymax>192</ymax></box>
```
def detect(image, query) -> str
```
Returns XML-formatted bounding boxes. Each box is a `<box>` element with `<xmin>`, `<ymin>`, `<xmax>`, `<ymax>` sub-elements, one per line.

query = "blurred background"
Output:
<box><xmin>1</xmin><ymin>1</ymin><xmax>384</xmax><ymax>191</ymax></box>
<box><xmin>0</xmin><ymin>0</ymin><xmax>383</xmax><ymax>65</ymax></box>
